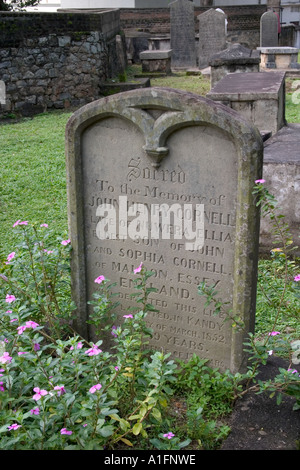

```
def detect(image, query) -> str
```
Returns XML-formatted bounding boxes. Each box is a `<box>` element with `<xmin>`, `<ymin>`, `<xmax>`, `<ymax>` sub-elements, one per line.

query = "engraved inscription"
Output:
<box><xmin>81</xmin><ymin>116</ymin><xmax>238</xmax><ymax>368</ymax></box>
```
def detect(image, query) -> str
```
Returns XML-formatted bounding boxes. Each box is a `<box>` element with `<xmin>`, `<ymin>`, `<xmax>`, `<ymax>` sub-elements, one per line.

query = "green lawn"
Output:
<box><xmin>0</xmin><ymin>111</ymin><xmax>72</xmax><ymax>257</ymax></box>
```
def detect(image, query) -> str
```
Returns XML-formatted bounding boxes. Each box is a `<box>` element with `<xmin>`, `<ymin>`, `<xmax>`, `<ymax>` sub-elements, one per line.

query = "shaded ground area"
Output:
<box><xmin>221</xmin><ymin>356</ymin><xmax>300</xmax><ymax>450</ymax></box>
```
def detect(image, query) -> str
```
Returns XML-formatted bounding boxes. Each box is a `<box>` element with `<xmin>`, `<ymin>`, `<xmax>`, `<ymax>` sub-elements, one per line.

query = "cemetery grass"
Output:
<box><xmin>0</xmin><ymin>80</ymin><xmax>299</xmax><ymax>451</ymax></box>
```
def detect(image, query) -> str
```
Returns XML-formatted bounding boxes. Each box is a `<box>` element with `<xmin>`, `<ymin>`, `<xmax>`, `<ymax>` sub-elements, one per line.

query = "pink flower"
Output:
<box><xmin>5</xmin><ymin>294</ymin><xmax>16</xmax><ymax>303</ymax></box>
<box><xmin>70</xmin><ymin>341</ymin><xmax>83</xmax><ymax>350</ymax></box>
<box><xmin>17</xmin><ymin>321</ymin><xmax>39</xmax><ymax>335</ymax></box>
<box><xmin>163</xmin><ymin>432</ymin><xmax>175</xmax><ymax>439</ymax></box>
<box><xmin>123</xmin><ymin>314</ymin><xmax>133</xmax><ymax>319</ymax></box>
<box><xmin>25</xmin><ymin>320</ymin><xmax>39</xmax><ymax>329</ymax></box>
<box><xmin>134</xmin><ymin>262</ymin><xmax>143</xmax><ymax>274</ymax></box>
<box><xmin>61</xmin><ymin>239</ymin><xmax>70</xmax><ymax>246</ymax></box>
<box><xmin>17</xmin><ymin>325</ymin><xmax>27</xmax><ymax>335</ymax></box>
<box><xmin>0</xmin><ymin>352</ymin><xmax>12</xmax><ymax>364</ymax></box>
<box><xmin>94</xmin><ymin>275</ymin><xmax>105</xmax><ymax>284</ymax></box>
<box><xmin>30</xmin><ymin>407</ymin><xmax>40</xmax><ymax>415</ymax></box>
<box><xmin>44</xmin><ymin>249</ymin><xmax>53</xmax><ymax>254</ymax></box>
<box><xmin>10</xmin><ymin>319</ymin><xmax>18</xmax><ymax>323</ymax></box>
<box><xmin>0</xmin><ymin>368</ymin><xmax>5</xmax><ymax>377</ymax></box>
<box><xmin>54</xmin><ymin>385</ymin><xmax>66</xmax><ymax>396</ymax></box>
<box><xmin>17</xmin><ymin>352</ymin><xmax>27</xmax><ymax>356</ymax></box>
<box><xmin>294</xmin><ymin>274</ymin><xmax>300</xmax><ymax>282</ymax></box>
<box><xmin>32</xmin><ymin>387</ymin><xmax>48</xmax><ymax>401</ymax></box>
<box><xmin>255</xmin><ymin>179</ymin><xmax>266</xmax><ymax>184</ymax></box>
<box><xmin>85</xmin><ymin>345</ymin><xmax>102</xmax><ymax>356</ymax></box>
<box><xmin>5</xmin><ymin>252</ymin><xmax>15</xmax><ymax>264</ymax></box>
<box><xmin>89</xmin><ymin>383</ymin><xmax>102</xmax><ymax>394</ymax></box>
<box><xmin>13</xmin><ymin>220</ymin><xmax>28</xmax><ymax>227</ymax></box>
<box><xmin>268</xmin><ymin>331</ymin><xmax>280</xmax><ymax>336</ymax></box>
<box><xmin>60</xmin><ymin>428</ymin><xmax>72</xmax><ymax>435</ymax></box>
<box><xmin>33</xmin><ymin>343</ymin><xmax>40</xmax><ymax>351</ymax></box>
<box><xmin>0</xmin><ymin>382</ymin><xmax>5</xmax><ymax>392</ymax></box>
<box><xmin>114</xmin><ymin>366</ymin><xmax>119</xmax><ymax>371</ymax></box>
<box><xmin>40</xmin><ymin>224</ymin><xmax>48</xmax><ymax>228</ymax></box>
<box><xmin>8</xmin><ymin>423</ymin><xmax>21</xmax><ymax>431</ymax></box>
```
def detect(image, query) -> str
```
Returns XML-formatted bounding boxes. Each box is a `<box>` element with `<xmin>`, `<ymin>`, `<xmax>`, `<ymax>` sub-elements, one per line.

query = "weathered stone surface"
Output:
<box><xmin>65</xmin><ymin>87</ymin><xmax>263</xmax><ymax>373</ymax></box>
<box><xmin>170</xmin><ymin>0</ymin><xmax>196</xmax><ymax>68</ymax></box>
<box><xmin>0</xmin><ymin>10</ymin><xmax>126</xmax><ymax>117</ymax></box>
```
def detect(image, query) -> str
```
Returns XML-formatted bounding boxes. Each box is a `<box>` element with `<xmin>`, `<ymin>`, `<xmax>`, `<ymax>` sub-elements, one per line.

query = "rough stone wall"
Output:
<box><xmin>0</xmin><ymin>10</ymin><xmax>125</xmax><ymax>116</ymax></box>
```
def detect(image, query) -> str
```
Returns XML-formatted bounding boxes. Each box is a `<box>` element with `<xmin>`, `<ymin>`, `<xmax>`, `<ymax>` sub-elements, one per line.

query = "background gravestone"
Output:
<box><xmin>65</xmin><ymin>87</ymin><xmax>263</xmax><ymax>373</ymax></box>
<box><xmin>170</xmin><ymin>0</ymin><xmax>196</xmax><ymax>69</ymax></box>
<box><xmin>260</xmin><ymin>10</ymin><xmax>279</xmax><ymax>47</ymax></box>
<box><xmin>198</xmin><ymin>8</ymin><xmax>227</xmax><ymax>69</ymax></box>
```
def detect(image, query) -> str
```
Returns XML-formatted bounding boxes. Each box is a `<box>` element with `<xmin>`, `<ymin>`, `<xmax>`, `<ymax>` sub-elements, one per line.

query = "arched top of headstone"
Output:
<box><xmin>66</xmin><ymin>87</ymin><xmax>262</xmax><ymax>167</ymax></box>
<box><xmin>197</xmin><ymin>7</ymin><xmax>227</xmax><ymax>21</ymax></box>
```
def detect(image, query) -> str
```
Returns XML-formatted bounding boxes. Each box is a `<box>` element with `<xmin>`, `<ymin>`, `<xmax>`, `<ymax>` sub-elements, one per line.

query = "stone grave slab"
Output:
<box><xmin>170</xmin><ymin>0</ymin><xmax>196</xmax><ymax>69</ymax></box>
<box><xmin>65</xmin><ymin>87</ymin><xmax>263</xmax><ymax>373</ymax></box>
<box><xmin>207</xmin><ymin>71</ymin><xmax>286</xmax><ymax>136</ymax></box>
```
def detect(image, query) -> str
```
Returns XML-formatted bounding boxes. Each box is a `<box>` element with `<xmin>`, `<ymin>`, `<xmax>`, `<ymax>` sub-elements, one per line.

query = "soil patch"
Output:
<box><xmin>221</xmin><ymin>356</ymin><xmax>300</xmax><ymax>450</ymax></box>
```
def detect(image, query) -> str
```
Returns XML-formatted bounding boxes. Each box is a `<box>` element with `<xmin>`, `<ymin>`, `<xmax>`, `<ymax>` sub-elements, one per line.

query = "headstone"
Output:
<box><xmin>65</xmin><ymin>87</ymin><xmax>263</xmax><ymax>373</ymax></box>
<box><xmin>198</xmin><ymin>8</ymin><xmax>227</xmax><ymax>69</ymax></box>
<box><xmin>260</xmin><ymin>10</ymin><xmax>278</xmax><ymax>47</ymax></box>
<box><xmin>170</xmin><ymin>0</ymin><xmax>196</xmax><ymax>68</ymax></box>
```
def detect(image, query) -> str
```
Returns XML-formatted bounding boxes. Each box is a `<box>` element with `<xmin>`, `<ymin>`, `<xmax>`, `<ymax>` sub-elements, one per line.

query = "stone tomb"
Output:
<box><xmin>209</xmin><ymin>44</ymin><xmax>261</xmax><ymax>88</ymax></box>
<box><xmin>65</xmin><ymin>88</ymin><xmax>263</xmax><ymax>373</ymax></box>
<box><xmin>257</xmin><ymin>47</ymin><xmax>300</xmax><ymax>70</ymax></box>
<box><xmin>139</xmin><ymin>49</ymin><xmax>172</xmax><ymax>74</ymax></box>
<box><xmin>207</xmin><ymin>71</ymin><xmax>286</xmax><ymax>137</ymax></box>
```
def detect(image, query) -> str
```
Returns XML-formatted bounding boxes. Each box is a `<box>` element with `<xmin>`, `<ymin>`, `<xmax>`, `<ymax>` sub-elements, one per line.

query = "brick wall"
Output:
<box><xmin>0</xmin><ymin>10</ymin><xmax>124</xmax><ymax>116</ymax></box>
<box><xmin>120</xmin><ymin>5</ymin><xmax>267</xmax><ymax>47</ymax></box>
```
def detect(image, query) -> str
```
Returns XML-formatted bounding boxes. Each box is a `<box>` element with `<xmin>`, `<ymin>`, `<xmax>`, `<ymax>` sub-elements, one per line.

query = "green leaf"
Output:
<box><xmin>151</xmin><ymin>407</ymin><xmax>161</xmax><ymax>421</ymax></box>
<box><xmin>276</xmin><ymin>393</ymin><xmax>282</xmax><ymax>406</ymax></box>
<box><xmin>120</xmin><ymin>437</ymin><xmax>133</xmax><ymax>447</ymax></box>
<box><xmin>98</xmin><ymin>425</ymin><xmax>114</xmax><ymax>437</ymax></box>
<box><xmin>132</xmin><ymin>422</ymin><xmax>142</xmax><ymax>435</ymax></box>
